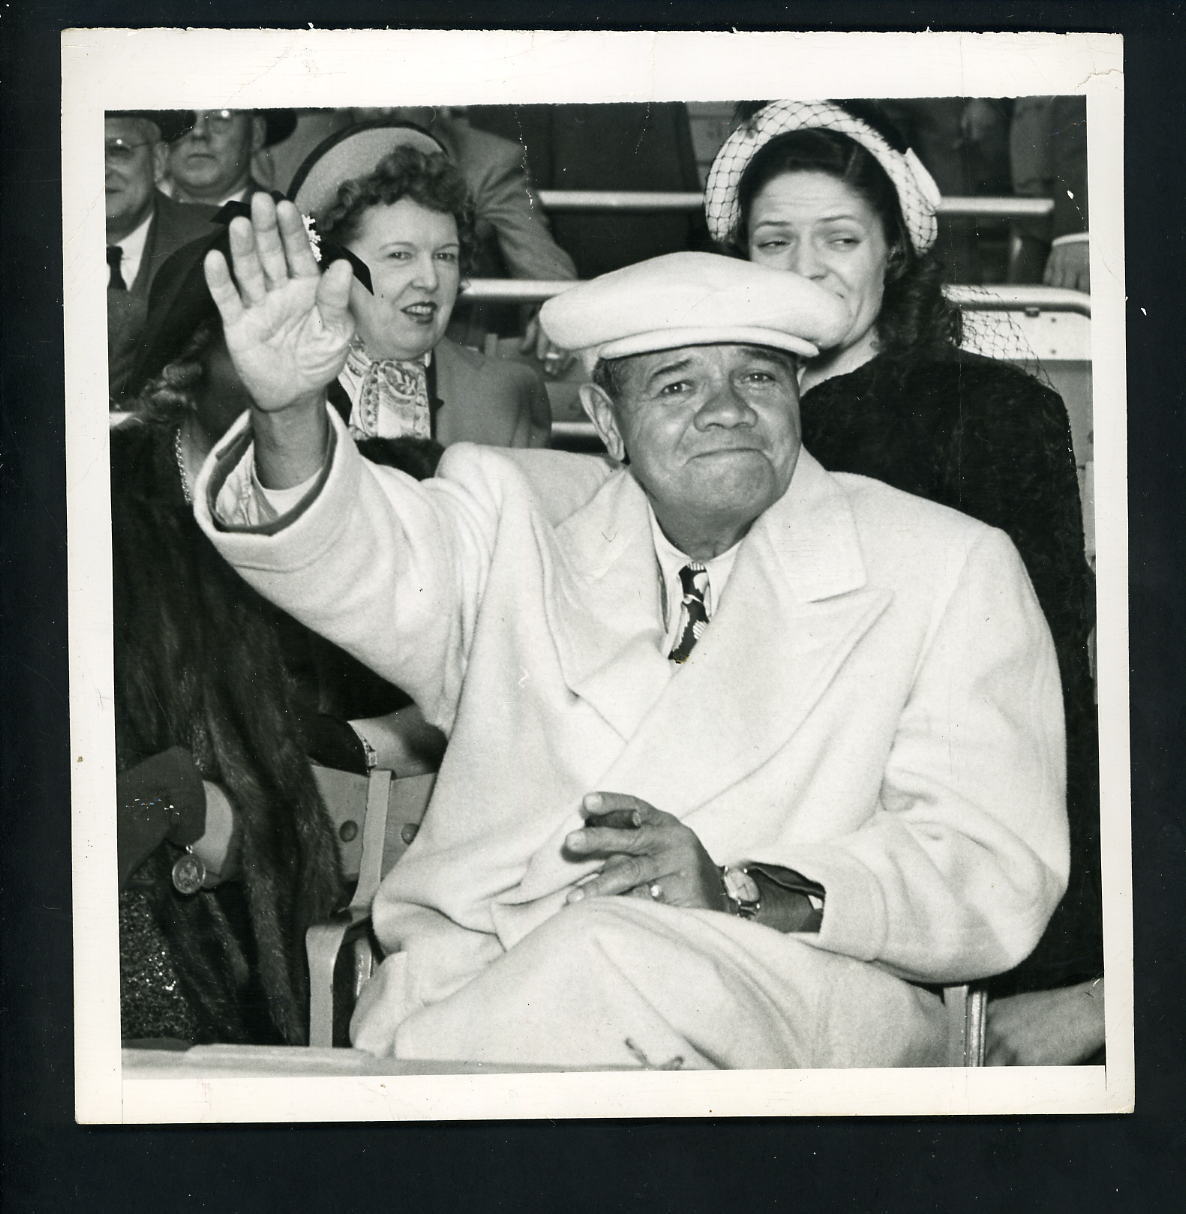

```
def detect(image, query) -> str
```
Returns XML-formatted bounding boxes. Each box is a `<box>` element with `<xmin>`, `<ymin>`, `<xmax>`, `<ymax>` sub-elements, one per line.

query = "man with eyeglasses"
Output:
<box><xmin>105</xmin><ymin>111</ymin><xmax>219</xmax><ymax>405</ymax></box>
<box><xmin>166</xmin><ymin>109</ymin><xmax>296</xmax><ymax>208</ymax></box>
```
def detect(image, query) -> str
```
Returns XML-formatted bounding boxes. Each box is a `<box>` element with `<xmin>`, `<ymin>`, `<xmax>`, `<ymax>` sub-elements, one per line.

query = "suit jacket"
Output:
<box><xmin>129</xmin><ymin>191</ymin><xmax>220</xmax><ymax>298</ymax></box>
<box><xmin>1010</xmin><ymin>96</ymin><xmax>1089</xmax><ymax>241</ymax></box>
<box><xmin>199</xmin><ymin>415</ymin><xmax>1068</xmax><ymax>1026</ymax></box>
<box><xmin>108</xmin><ymin>192</ymin><xmax>218</xmax><ymax>403</ymax></box>
<box><xmin>328</xmin><ymin>337</ymin><xmax>550</xmax><ymax>448</ymax></box>
<box><xmin>432</xmin><ymin>117</ymin><xmax>575</xmax><ymax>283</ymax></box>
<box><xmin>466</xmin><ymin>103</ymin><xmax>709</xmax><ymax>278</ymax></box>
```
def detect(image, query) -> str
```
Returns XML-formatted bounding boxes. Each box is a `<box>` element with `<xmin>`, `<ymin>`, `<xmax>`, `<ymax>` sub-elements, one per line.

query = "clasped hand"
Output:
<box><xmin>203</xmin><ymin>193</ymin><xmax>356</xmax><ymax>414</ymax></box>
<box><xmin>564</xmin><ymin>792</ymin><xmax>726</xmax><ymax>911</ymax></box>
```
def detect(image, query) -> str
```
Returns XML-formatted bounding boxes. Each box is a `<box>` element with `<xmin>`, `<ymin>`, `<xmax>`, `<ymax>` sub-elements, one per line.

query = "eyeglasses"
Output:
<box><xmin>105</xmin><ymin>138</ymin><xmax>154</xmax><ymax>165</ymax></box>
<box><xmin>183</xmin><ymin>110</ymin><xmax>244</xmax><ymax>137</ymax></box>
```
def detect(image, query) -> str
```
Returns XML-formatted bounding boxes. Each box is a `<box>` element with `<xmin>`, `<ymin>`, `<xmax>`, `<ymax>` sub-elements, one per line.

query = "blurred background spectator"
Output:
<box><xmin>165</xmin><ymin>109</ymin><xmax>297</xmax><ymax>207</ymax></box>
<box><xmin>106</xmin><ymin>110</ymin><xmax>217</xmax><ymax>405</ymax></box>
<box><xmin>1009</xmin><ymin>96</ymin><xmax>1089</xmax><ymax>291</ymax></box>
<box><xmin>876</xmin><ymin>99</ymin><xmax>1013</xmax><ymax>283</ymax></box>
<box><xmin>467</xmin><ymin>101</ymin><xmax>710</xmax><ymax>278</ymax></box>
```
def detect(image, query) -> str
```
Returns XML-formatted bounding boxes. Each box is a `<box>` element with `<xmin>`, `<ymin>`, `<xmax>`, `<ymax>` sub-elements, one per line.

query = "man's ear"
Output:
<box><xmin>578</xmin><ymin>383</ymin><xmax>626</xmax><ymax>463</ymax></box>
<box><xmin>249</xmin><ymin>114</ymin><xmax>267</xmax><ymax>155</ymax></box>
<box><xmin>151</xmin><ymin>141</ymin><xmax>168</xmax><ymax>185</ymax></box>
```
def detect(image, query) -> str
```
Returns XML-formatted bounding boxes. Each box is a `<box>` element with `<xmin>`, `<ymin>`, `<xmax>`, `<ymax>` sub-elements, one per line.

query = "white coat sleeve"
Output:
<box><xmin>789</xmin><ymin>528</ymin><xmax>1070</xmax><ymax>984</ymax></box>
<box><xmin>193</xmin><ymin>407</ymin><xmax>508</xmax><ymax>732</ymax></box>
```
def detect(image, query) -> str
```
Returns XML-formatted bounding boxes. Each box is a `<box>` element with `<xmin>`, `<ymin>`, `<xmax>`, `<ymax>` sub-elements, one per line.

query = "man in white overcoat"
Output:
<box><xmin>195</xmin><ymin>196</ymin><xmax>1068</xmax><ymax>1069</ymax></box>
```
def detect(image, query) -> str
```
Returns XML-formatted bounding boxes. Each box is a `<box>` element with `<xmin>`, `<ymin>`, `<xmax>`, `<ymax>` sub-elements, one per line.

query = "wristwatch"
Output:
<box><xmin>721</xmin><ymin>865</ymin><xmax>762</xmax><ymax>920</ymax></box>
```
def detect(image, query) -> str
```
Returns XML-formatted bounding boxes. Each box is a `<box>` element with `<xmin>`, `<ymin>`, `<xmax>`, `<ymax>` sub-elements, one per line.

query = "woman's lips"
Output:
<box><xmin>401</xmin><ymin>302</ymin><xmax>438</xmax><ymax>322</ymax></box>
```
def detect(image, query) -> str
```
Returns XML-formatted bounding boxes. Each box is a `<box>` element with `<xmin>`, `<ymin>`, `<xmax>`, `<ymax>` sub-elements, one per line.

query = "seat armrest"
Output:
<box><xmin>306</xmin><ymin>768</ymin><xmax>436</xmax><ymax>1047</ymax></box>
<box><xmin>307</xmin><ymin>908</ymin><xmax>375</xmax><ymax>1048</ymax></box>
<box><xmin>943</xmin><ymin>983</ymin><xmax>988</xmax><ymax>1066</ymax></box>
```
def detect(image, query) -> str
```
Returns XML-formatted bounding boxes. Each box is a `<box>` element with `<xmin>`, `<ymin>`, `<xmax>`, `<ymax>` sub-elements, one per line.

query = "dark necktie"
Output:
<box><xmin>669</xmin><ymin>563</ymin><xmax>710</xmax><ymax>663</ymax></box>
<box><xmin>106</xmin><ymin>245</ymin><xmax>127</xmax><ymax>291</ymax></box>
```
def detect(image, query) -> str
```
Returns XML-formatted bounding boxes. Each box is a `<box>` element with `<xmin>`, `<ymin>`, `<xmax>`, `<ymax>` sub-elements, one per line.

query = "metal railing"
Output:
<box><xmin>946</xmin><ymin>285</ymin><xmax>1091</xmax><ymax>317</ymax></box>
<box><xmin>465</xmin><ymin>278</ymin><xmax>1091</xmax><ymax>317</ymax></box>
<box><xmin>538</xmin><ymin>191</ymin><xmax>1053</xmax><ymax>221</ymax></box>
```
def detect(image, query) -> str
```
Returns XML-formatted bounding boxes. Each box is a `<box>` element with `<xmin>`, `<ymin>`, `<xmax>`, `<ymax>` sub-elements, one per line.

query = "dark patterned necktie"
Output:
<box><xmin>106</xmin><ymin>245</ymin><xmax>127</xmax><ymax>291</ymax></box>
<box><xmin>669</xmin><ymin>563</ymin><xmax>710</xmax><ymax>663</ymax></box>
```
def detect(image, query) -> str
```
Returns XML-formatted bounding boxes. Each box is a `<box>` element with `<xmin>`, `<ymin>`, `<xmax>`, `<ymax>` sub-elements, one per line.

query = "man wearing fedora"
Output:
<box><xmin>165</xmin><ymin>109</ymin><xmax>297</xmax><ymax>208</ymax></box>
<box><xmin>105</xmin><ymin>110</ymin><xmax>219</xmax><ymax>405</ymax></box>
<box><xmin>194</xmin><ymin>196</ymin><xmax>1067</xmax><ymax>1069</ymax></box>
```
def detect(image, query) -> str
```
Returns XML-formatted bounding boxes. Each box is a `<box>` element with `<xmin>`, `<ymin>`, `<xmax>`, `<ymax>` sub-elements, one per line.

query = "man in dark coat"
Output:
<box><xmin>105</xmin><ymin>110</ymin><xmax>218</xmax><ymax>405</ymax></box>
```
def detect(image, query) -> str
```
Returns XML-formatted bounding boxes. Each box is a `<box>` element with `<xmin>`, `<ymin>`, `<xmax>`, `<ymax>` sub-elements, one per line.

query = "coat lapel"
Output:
<box><xmin>129</xmin><ymin>205</ymin><xmax>160</xmax><ymax>298</ymax></box>
<box><xmin>609</xmin><ymin>453</ymin><xmax>889</xmax><ymax>814</ymax></box>
<box><xmin>545</xmin><ymin>468</ymin><xmax>674</xmax><ymax>741</ymax></box>
<box><xmin>510</xmin><ymin>452</ymin><xmax>891</xmax><ymax>907</ymax></box>
<box><xmin>548</xmin><ymin>452</ymin><xmax>891</xmax><ymax>817</ymax></box>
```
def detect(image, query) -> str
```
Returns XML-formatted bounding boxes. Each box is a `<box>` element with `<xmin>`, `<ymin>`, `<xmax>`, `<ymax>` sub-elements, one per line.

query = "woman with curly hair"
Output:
<box><xmin>288</xmin><ymin>120</ymin><xmax>550</xmax><ymax>448</ymax></box>
<box><xmin>114</xmin><ymin>228</ymin><xmax>444</xmax><ymax>1045</ymax></box>
<box><xmin>705</xmin><ymin>99</ymin><xmax>1103</xmax><ymax>1065</ymax></box>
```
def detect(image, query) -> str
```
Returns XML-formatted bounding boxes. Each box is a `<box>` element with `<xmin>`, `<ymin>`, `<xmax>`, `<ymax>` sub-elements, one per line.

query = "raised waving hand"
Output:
<box><xmin>204</xmin><ymin>193</ymin><xmax>355</xmax><ymax>415</ymax></box>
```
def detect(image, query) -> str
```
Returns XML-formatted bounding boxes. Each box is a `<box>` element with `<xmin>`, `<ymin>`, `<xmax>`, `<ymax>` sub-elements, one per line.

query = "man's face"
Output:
<box><xmin>168</xmin><ymin>110</ymin><xmax>264</xmax><ymax>200</ymax></box>
<box><xmin>582</xmin><ymin>344</ymin><xmax>803</xmax><ymax>549</ymax></box>
<box><xmin>105</xmin><ymin>116</ymin><xmax>165</xmax><ymax>239</ymax></box>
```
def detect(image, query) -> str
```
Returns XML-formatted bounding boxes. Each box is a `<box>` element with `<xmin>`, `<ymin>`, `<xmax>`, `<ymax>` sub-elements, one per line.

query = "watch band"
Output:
<box><xmin>720</xmin><ymin>865</ymin><xmax>762</xmax><ymax>919</ymax></box>
<box><xmin>747</xmin><ymin>863</ymin><xmax>825</xmax><ymax>906</ymax></box>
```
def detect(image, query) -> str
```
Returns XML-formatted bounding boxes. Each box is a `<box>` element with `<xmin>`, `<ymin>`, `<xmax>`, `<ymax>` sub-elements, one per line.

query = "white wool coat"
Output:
<box><xmin>197</xmin><ymin>409</ymin><xmax>1068</xmax><ymax>1060</ymax></box>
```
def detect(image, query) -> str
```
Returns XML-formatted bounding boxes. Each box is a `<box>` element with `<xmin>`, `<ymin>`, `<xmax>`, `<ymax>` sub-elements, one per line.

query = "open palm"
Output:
<box><xmin>204</xmin><ymin>194</ymin><xmax>356</xmax><ymax>414</ymax></box>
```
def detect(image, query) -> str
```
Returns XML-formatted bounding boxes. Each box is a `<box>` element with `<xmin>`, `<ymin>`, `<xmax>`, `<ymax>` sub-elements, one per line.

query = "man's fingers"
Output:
<box><xmin>565</xmin><ymin>822</ymin><xmax>654</xmax><ymax>857</ymax></box>
<box><xmin>227</xmin><ymin>215</ymin><xmax>268</xmax><ymax>306</ymax></box>
<box><xmin>251</xmin><ymin>194</ymin><xmax>290</xmax><ymax>289</ymax></box>
<box><xmin>315</xmin><ymin>259</ymin><xmax>356</xmax><ymax>333</ymax></box>
<box><xmin>566</xmin><ymin>855</ymin><xmax>650</xmax><ymax>902</ymax></box>
<box><xmin>583</xmin><ymin>808</ymin><xmax>641</xmax><ymax>831</ymax></box>
<box><xmin>203</xmin><ymin>249</ymin><xmax>245</xmax><ymax>327</ymax></box>
<box><xmin>582</xmin><ymin>791</ymin><xmax>662</xmax><ymax>821</ymax></box>
<box><xmin>519</xmin><ymin>315</ymin><xmax>540</xmax><ymax>354</ymax></box>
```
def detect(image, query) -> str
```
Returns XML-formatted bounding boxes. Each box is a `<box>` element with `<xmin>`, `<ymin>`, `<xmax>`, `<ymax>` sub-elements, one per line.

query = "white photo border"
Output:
<box><xmin>63</xmin><ymin>26</ymin><xmax>1131</xmax><ymax>1123</ymax></box>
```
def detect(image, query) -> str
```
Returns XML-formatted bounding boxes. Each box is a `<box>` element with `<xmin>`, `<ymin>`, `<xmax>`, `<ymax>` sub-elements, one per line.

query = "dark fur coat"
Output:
<box><xmin>113</xmin><ymin>418</ymin><xmax>345</xmax><ymax>1044</ymax></box>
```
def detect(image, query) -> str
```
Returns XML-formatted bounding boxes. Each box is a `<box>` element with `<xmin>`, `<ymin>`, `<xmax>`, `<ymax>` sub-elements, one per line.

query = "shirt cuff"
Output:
<box><xmin>253</xmin><ymin>463</ymin><xmax>322</xmax><ymax>517</ymax></box>
<box><xmin>1051</xmin><ymin>231</ymin><xmax>1088</xmax><ymax>247</ymax></box>
<box><xmin>204</xmin><ymin>410</ymin><xmax>337</xmax><ymax>535</ymax></box>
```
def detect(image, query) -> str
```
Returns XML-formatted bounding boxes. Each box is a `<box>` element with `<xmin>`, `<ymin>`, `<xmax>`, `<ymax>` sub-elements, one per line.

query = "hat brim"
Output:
<box><xmin>288</xmin><ymin>119</ymin><xmax>446</xmax><ymax>217</ymax></box>
<box><xmin>592</xmin><ymin>327</ymin><xmax>818</xmax><ymax>368</ymax></box>
<box><xmin>107</xmin><ymin>109</ymin><xmax>195</xmax><ymax>145</ymax></box>
<box><xmin>260</xmin><ymin>110</ymin><xmax>298</xmax><ymax>147</ymax></box>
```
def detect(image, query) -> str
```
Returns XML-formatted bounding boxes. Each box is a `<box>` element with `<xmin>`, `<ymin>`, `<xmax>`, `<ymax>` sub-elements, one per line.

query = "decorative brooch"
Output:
<box><xmin>301</xmin><ymin>212</ymin><xmax>322</xmax><ymax>263</ymax></box>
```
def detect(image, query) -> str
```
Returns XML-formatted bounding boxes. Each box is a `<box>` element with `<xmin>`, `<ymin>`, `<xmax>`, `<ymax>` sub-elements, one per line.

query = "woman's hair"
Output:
<box><xmin>134</xmin><ymin>318</ymin><xmax>218</xmax><ymax>423</ymax></box>
<box><xmin>317</xmin><ymin>144</ymin><xmax>478</xmax><ymax>277</ymax></box>
<box><xmin>729</xmin><ymin>103</ymin><xmax>961</xmax><ymax>362</ymax></box>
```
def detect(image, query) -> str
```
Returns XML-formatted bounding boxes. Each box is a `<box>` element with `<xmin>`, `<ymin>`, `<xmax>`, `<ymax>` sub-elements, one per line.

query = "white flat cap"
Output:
<box><xmin>540</xmin><ymin>251</ymin><xmax>851</xmax><ymax>369</ymax></box>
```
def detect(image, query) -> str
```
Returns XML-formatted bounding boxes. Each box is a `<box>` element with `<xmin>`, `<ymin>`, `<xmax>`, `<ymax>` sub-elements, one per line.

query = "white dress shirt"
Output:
<box><xmin>111</xmin><ymin>210</ymin><xmax>152</xmax><ymax>290</ymax></box>
<box><xmin>648</xmin><ymin>508</ymin><xmax>741</xmax><ymax>655</ymax></box>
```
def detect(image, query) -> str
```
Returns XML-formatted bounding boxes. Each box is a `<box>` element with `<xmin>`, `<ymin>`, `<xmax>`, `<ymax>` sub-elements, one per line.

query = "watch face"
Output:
<box><xmin>723</xmin><ymin>866</ymin><xmax>760</xmax><ymax>905</ymax></box>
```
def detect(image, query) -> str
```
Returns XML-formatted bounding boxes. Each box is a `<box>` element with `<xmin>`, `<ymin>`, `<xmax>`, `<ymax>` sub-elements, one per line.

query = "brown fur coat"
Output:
<box><xmin>113</xmin><ymin>418</ymin><xmax>345</xmax><ymax>1044</ymax></box>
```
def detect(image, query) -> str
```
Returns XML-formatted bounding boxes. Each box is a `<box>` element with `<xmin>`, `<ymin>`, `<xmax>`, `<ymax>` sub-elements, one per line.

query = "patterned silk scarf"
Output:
<box><xmin>343</xmin><ymin>341</ymin><xmax>433</xmax><ymax>441</ymax></box>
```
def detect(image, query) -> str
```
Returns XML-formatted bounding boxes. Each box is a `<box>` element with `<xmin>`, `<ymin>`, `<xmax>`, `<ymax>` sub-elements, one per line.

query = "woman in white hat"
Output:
<box><xmin>706</xmin><ymin>99</ymin><xmax>1102</xmax><ymax>1067</ymax></box>
<box><xmin>290</xmin><ymin>120</ymin><xmax>551</xmax><ymax>449</ymax></box>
